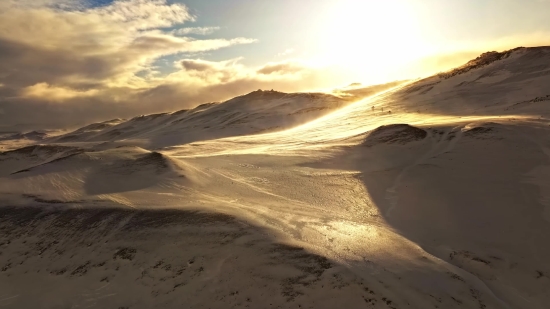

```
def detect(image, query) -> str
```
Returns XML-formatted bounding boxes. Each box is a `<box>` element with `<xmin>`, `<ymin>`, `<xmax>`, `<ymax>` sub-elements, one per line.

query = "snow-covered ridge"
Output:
<box><xmin>437</xmin><ymin>47</ymin><xmax>523</xmax><ymax>79</ymax></box>
<box><xmin>44</xmin><ymin>90</ymin><xmax>353</xmax><ymax>149</ymax></box>
<box><xmin>393</xmin><ymin>46</ymin><xmax>550</xmax><ymax>117</ymax></box>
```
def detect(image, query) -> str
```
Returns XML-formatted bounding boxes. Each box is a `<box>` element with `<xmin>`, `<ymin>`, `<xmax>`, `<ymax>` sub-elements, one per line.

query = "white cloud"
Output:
<box><xmin>92</xmin><ymin>0</ymin><xmax>195</xmax><ymax>30</ymax></box>
<box><xmin>173</xmin><ymin>27</ymin><xmax>221</xmax><ymax>36</ymax></box>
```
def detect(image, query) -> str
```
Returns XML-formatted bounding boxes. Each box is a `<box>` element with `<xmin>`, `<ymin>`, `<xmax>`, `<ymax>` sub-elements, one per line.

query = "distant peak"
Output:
<box><xmin>252</xmin><ymin>89</ymin><xmax>279</xmax><ymax>92</ymax></box>
<box><xmin>248</xmin><ymin>89</ymin><xmax>284</xmax><ymax>94</ymax></box>
<box><xmin>236</xmin><ymin>89</ymin><xmax>287</xmax><ymax>100</ymax></box>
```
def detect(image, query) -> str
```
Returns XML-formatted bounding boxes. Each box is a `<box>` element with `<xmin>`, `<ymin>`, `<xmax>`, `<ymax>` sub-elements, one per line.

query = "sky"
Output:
<box><xmin>0</xmin><ymin>0</ymin><xmax>549</xmax><ymax>130</ymax></box>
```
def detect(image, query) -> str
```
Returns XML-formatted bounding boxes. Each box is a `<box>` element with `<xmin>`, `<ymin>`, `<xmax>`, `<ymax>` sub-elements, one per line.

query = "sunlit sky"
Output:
<box><xmin>181</xmin><ymin>0</ymin><xmax>550</xmax><ymax>81</ymax></box>
<box><xmin>0</xmin><ymin>0</ymin><xmax>549</xmax><ymax>129</ymax></box>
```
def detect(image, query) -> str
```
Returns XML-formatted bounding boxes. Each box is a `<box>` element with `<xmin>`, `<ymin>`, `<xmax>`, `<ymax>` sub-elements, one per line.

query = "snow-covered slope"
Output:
<box><xmin>1</xmin><ymin>46</ymin><xmax>550</xmax><ymax>309</ymax></box>
<box><xmin>394</xmin><ymin>46</ymin><xmax>550</xmax><ymax>117</ymax></box>
<box><xmin>47</xmin><ymin>90</ymin><xmax>351</xmax><ymax>149</ymax></box>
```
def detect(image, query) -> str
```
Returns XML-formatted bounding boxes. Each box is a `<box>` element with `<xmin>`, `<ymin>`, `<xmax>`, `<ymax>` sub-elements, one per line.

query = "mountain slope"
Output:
<box><xmin>394</xmin><ymin>46</ymin><xmax>550</xmax><ymax>117</ymax></box>
<box><xmin>47</xmin><ymin>90</ymin><xmax>352</xmax><ymax>149</ymax></box>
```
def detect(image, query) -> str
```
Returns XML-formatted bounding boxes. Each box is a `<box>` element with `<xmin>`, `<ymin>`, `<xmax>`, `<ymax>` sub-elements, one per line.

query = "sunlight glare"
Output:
<box><xmin>316</xmin><ymin>0</ymin><xmax>433</xmax><ymax>82</ymax></box>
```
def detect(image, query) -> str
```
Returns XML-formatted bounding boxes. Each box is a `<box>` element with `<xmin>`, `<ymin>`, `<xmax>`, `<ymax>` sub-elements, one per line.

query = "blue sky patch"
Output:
<box><xmin>84</xmin><ymin>0</ymin><xmax>116</xmax><ymax>9</ymax></box>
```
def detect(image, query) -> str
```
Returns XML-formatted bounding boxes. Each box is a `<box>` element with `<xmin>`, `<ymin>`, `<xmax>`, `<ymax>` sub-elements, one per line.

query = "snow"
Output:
<box><xmin>45</xmin><ymin>90</ymin><xmax>351</xmax><ymax>149</ymax></box>
<box><xmin>1</xmin><ymin>46</ymin><xmax>550</xmax><ymax>308</ymax></box>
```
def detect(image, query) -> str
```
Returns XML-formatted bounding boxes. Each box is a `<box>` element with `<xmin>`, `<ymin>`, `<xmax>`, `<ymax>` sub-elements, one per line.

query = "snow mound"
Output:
<box><xmin>362</xmin><ymin>124</ymin><xmax>427</xmax><ymax>147</ymax></box>
<box><xmin>11</xmin><ymin>147</ymin><xmax>176</xmax><ymax>177</ymax></box>
<box><xmin>458</xmin><ymin>122</ymin><xmax>512</xmax><ymax>140</ymax></box>
<box><xmin>2</xmin><ymin>146</ymin><xmax>198</xmax><ymax>201</ymax></box>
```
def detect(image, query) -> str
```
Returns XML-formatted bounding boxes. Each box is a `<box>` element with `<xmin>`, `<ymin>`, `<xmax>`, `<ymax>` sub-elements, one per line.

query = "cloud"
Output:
<box><xmin>21</xmin><ymin>83</ymin><xmax>99</xmax><ymax>101</ymax></box>
<box><xmin>181</xmin><ymin>60</ymin><xmax>215</xmax><ymax>72</ymax></box>
<box><xmin>173</xmin><ymin>27</ymin><xmax>221</xmax><ymax>36</ymax></box>
<box><xmin>127</xmin><ymin>34</ymin><xmax>256</xmax><ymax>56</ymax></box>
<box><xmin>0</xmin><ymin>0</ymin><xmax>256</xmax><ymax>90</ymax></box>
<box><xmin>172</xmin><ymin>59</ymin><xmax>311</xmax><ymax>87</ymax></box>
<box><xmin>92</xmin><ymin>0</ymin><xmax>195</xmax><ymax>30</ymax></box>
<box><xmin>0</xmin><ymin>0</ymin><xmax>333</xmax><ymax>130</ymax></box>
<box><xmin>257</xmin><ymin>62</ymin><xmax>304</xmax><ymax>75</ymax></box>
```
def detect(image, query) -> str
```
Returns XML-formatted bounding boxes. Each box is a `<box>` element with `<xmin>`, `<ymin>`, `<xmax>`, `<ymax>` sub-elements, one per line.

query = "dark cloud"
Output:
<box><xmin>0</xmin><ymin>38</ymin><xmax>118</xmax><ymax>89</ymax></box>
<box><xmin>181</xmin><ymin>60</ymin><xmax>214</xmax><ymax>72</ymax></box>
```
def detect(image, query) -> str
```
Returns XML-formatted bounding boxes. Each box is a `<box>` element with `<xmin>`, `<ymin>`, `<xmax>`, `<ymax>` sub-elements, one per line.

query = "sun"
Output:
<box><xmin>314</xmin><ymin>0</ymin><xmax>433</xmax><ymax>82</ymax></box>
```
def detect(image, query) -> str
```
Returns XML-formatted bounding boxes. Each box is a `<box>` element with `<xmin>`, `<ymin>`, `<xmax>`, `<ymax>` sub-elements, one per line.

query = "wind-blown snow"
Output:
<box><xmin>1</xmin><ymin>47</ymin><xmax>550</xmax><ymax>309</ymax></box>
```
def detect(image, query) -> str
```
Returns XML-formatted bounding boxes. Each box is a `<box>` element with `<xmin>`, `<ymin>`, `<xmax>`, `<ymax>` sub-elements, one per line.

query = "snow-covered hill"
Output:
<box><xmin>46</xmin><ymin>90</ymin><xmax>352</xmax><ymax>149</ymax></box>
<box><xmin>395</xmin><ymin>46</ymin><xmax>550</xmax><ymax>117</ymax></box>
<box><xmin>1</xmin><ymin>46</ymin><xmax>550</xmax><ymax>308</ymax></box>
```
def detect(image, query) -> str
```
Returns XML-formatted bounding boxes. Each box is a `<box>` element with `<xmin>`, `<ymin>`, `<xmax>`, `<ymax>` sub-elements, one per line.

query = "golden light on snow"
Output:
<box><xmin>167</xmin><ymin>80</ymin><xmax>535</xmax><ymax>160</ymax></box>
